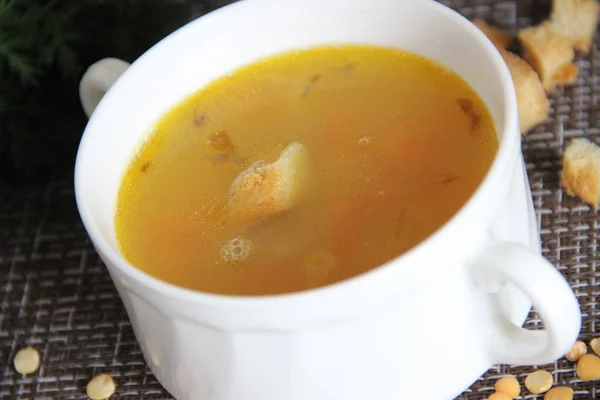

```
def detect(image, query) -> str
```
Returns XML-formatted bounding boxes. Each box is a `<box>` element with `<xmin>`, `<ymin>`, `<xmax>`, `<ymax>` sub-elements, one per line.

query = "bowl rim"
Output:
<box><xmin>74</xmin><ymin>0</ymin><xmax>519</xmax><ymax>311</ymax></box>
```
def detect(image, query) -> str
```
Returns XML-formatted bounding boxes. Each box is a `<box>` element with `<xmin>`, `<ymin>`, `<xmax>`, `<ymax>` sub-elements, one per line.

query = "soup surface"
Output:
<box><xmin>116</xmin><ymin>45</ymin><xmax>498</xmax><ymax>295</ymax></box>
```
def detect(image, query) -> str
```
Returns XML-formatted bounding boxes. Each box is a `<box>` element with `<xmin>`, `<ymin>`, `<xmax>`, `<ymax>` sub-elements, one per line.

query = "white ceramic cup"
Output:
<box><xmin>75</xmin><ymin>0</ymin><xmax>582</xmax><ymax>399</ymax></box>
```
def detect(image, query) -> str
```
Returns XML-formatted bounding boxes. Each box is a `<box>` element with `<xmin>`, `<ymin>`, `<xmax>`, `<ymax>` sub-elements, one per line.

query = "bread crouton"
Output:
<box><xmin>499</xmin><ymin>49</ymin><xmax>550</xmax><ymax>134</ymax></box>
<box><xmin>228</xmin><ymin>141</ymin><xmax>309</xmax><ymax>225</ymax></box>
<box><xmin>561</xmin><ymin>138</ymin><xmax>600</xmax><ymax>207</ymax></box>
<box><xmin>519</xmin><ymin>21</ymin><xmax>578</xmax><ymax>92</ymax></box>
<box><xmin>551</xmin><ymin>0</ymin><xmax>599</xmax><ymax>54</ymax></box>
<box><xmin>473</xmin><ymin>19</ymin><xmax>513</xmax><ymax>49</ymax></box>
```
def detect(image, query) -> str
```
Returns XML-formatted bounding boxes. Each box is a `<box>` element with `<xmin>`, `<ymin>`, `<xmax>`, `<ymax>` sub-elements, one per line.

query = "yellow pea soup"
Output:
<box><xmin>115</xmin><ymin>45</ymin><xmax>498</xmax><ymax>295</ymax></box>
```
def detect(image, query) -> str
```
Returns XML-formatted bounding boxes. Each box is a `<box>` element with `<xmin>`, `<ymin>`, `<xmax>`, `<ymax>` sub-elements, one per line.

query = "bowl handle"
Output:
<box><xmin>79</xmin><ymin>58</ymin><xmax>130</xmax><ymax>118</ymax></box>
<box><xmin>471</xmin><ymin>242</ymin><xmax>581</xmax><ymax>365</ymax></box>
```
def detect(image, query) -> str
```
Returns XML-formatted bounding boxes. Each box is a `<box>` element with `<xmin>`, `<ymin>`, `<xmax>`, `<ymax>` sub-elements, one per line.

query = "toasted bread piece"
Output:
<box><xmin>499</xmin><ymin>49</ymin><xmax>550</xmax><ymax>134</ymax></box>
<box><xmin>551</xmin><ymin>0</ymin><xmax>599</xmax><ymax>54</ymax></box>
<box><xmin>473</xmin><ymin>19</ymin><xmax>513</xmax><ymax>49</ymax></box>
<box><xmin>519</xmin><ymin>21</ymin><xmax>578</xmax><ymax>92</ymax></box>
<box><xmin>228</xmin><ymin>141</ymin><xmax>309</xmax><ymax>225</ymax></box>
<box><xmin>561</xmin><ymin>138</ymin><xmax>600</xmax><ymax>207</ymax></box>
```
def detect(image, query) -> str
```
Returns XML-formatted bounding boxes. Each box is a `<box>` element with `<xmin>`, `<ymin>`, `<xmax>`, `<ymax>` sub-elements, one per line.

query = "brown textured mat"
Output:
<box><xmin>1</xmin><ymin>0</ymin><xmax>599</xmax><ymax>398</ymax></box>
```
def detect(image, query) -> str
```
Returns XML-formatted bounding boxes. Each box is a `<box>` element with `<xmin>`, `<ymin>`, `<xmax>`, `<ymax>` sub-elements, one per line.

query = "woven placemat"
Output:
<box><xmin>1</xmin><ymin>0</ymin><xmax>599</xmax><ymax>398</ymax></box>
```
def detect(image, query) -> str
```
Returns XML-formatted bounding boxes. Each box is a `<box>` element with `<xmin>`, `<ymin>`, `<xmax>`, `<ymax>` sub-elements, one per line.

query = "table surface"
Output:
<box><xmin>1</xmin><ymin>0</ymin><xmax>599</xmax><ymax>398</ymax></box>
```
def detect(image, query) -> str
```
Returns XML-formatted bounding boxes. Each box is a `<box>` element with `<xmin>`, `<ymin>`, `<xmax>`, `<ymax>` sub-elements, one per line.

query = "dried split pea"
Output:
<box><xmin>86</xmin><ymin>373</ymin><xmax>116</xmax><ymax>400</ymax></box>
<box><xmin>494</xmin><ymin>376</ymin><xmax>520</xmax><ymax>398</ymax></box>
<box><xmin>13</xmin><ymin>346</ymin><xmax>40</xmax><ymax>374</ymax></box>
<box><xmin>544</xmin><ymin>386</ymin><xmax>574</xmax><ymax>400</ymax></box>
<box><xmin>565</xmin><ymin>340</ymin><xmax>587</xmax><ymax>362</ymax></box>
<box><xmin>488</xmin><ymin>392</ymin><xmax>512</xmax><ymax>400</ymax></box>
<box><xmin>525</xmin><ymin>370</ymin><xmax>553</xmax><ymax>394</ymax></box>
<box><xmin>591</xmin><ymin>337</ymin><xmax>600</xmax><ymax>356</ymax></box>
<box><xmin>576</xmin><ymin>353</ymin><xmax>600</xmax><ymax>381</ymax></box>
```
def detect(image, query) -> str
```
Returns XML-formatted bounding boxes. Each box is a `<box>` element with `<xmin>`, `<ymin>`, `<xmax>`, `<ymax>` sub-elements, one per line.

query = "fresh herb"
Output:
<box><xmin>0</xmin><ymin>0</ymin><xmax>195</xmax><ymax>182</ymax></box>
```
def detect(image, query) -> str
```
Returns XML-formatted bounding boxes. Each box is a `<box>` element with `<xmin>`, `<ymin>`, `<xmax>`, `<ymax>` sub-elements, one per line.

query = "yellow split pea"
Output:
<box><xmin>525</xmin><ymin>370</ymin><xmax>553</xmax><ymax>394</ymax></box>
<box><xmin>494</xmin><ymin>376</ymin><xmax>520</xmax><ymax>398</ymax></box>
<box><xmin>544</xmin><ymin>386</ymin><xmax>574</xmax><ymax>400</ymax></box>
<box><xmin>86</xmin><ymin>373</ymin><xmax>116</xmax><ymax>400</ymax></box>
<box><xmin>13</xmin><ymin>347</ymin><xmax>40</xmax><ymax>374</ymax></box>
<box><xmin>565</xmin><ymin>340</ymin><xmax>587</xmax><ymax>362</ymax></box>
<box><xmin>576</xmin><ymin>353</ymin><xmax>600</xmax><ymax>381</ymax></box>
<box><xmin>590</xmin><ymin>337</ymin><xmax>600</xmax><ymax>356</ymax></box>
